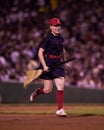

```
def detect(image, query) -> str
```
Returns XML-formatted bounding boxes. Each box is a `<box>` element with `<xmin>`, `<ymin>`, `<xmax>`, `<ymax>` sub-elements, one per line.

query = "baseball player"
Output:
<box><xmin>30</xmin><ymin>18</ymin><xmax>69</xmax><ymax>117</ymax></box>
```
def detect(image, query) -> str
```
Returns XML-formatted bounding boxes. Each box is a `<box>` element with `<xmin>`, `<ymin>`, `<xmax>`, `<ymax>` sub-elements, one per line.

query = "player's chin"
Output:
<box><xmin>55</xmin><ymin>30</ymin><xmax>60</xmax><ymax>34</ymax></box>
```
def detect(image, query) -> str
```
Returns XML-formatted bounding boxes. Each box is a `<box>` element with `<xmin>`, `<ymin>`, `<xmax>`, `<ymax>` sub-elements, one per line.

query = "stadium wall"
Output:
<box><xmin>0</xmin><ymin>82</ymin><xmax>104</xmax><ymax>103</ymax></box>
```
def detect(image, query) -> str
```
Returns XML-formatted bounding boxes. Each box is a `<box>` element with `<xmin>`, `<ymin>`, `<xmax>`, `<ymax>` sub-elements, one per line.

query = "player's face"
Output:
<box><xmin>50</xmin><ymin>24</ymin><xmax>61</xmax><ymax>35</ymax></box>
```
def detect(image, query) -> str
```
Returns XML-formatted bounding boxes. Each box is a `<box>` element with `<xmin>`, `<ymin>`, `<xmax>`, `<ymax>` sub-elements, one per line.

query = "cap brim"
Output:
<box><xmin>50</xmin><ymin>23</ymin><xmax>61</xmax><ymax>26</ymax></box>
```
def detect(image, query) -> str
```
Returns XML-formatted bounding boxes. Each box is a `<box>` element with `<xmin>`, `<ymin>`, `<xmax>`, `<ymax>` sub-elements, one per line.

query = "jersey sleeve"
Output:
<box><xmin>39</xmin><ymin>37</ymin><xmax>49</xmax><ymax>50</ymax></box>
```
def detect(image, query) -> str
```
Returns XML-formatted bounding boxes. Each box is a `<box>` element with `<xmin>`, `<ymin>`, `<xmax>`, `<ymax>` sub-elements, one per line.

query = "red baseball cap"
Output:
<box><xmin>48</xmin><ymin>18</ymin><xmax>61</xmax><ymax>26</ymax></box>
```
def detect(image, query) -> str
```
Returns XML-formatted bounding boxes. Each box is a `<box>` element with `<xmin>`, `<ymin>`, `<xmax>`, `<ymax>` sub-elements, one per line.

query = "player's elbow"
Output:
<box><xmin>38</xmin><ymin>48</ymin><xmax>44</xmax><ymax>57</ymax></box>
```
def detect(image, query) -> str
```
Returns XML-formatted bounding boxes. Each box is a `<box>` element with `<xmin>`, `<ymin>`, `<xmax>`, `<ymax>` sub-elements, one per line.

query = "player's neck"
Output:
<box><xmin>51</xmin><ymin>32</ymin><xmax>59</xmax><ymax>36</ymax></box>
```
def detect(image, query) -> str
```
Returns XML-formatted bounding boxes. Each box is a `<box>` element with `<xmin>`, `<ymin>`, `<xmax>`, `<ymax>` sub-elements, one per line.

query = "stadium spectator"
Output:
<box><xmin>0</xmin><ymin>0</ymin><xmax>104</xmax><ymax>89</ymax></box>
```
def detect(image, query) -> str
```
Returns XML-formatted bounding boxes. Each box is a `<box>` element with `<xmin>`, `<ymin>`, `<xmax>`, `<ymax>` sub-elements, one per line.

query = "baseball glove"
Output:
<box><xmin>23</xmin><ymin>69</ymin><xmax>43</xmax><ymax>89</ymax></box>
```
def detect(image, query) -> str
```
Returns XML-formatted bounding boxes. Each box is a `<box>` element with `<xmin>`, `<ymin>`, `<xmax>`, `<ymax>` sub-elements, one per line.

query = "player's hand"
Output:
<box><xmin>43</xmin><ymin>65</ymin><xmax>49</xmax><ymax>72</ymax></box>
<box><xmin>64</xmin><ymin>63</ymin><xmax>70</xmax><ymax>70</ymax></box>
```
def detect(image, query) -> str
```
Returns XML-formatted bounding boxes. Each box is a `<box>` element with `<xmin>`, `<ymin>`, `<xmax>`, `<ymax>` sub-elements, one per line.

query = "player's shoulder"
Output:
<box><xmin>43</xmin><ymin>33</ymin><xmax>51</xmax><ymax>39</ymax></box>
<box><xmin>44</xmin><ymin>33</ymin><xmax>64</xmax><ymax>41</ymax></box>
<box><xmin>59</xmin><ymin>34</ymin><xmax>64</xmax><ymax>38</ymax></box>
<box><xmin>59</xmin><ymin>34</ymin><xmax>64</xmax><ymax>42</ymax></box>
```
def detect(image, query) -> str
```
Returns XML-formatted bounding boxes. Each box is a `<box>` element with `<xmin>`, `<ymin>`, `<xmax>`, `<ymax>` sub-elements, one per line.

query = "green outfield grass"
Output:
<box><xmin>67</xmin><ymin>106</ymin><xmax>104</xmax><ymax>116</ymax></box>
<box><xmin>0</xmin><ymin>103</ymin><xmax>104</xmax><ymax>116</ymax></box>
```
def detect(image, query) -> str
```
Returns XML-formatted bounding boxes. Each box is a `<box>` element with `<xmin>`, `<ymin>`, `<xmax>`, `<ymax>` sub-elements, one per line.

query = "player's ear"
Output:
<box><xmin>49</xmin><ymin>25</ymin><xmax>53</xmax><ymax>30</ymax></box>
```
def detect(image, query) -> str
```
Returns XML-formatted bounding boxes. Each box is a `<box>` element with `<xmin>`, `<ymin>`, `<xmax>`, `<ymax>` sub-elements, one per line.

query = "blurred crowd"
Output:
<box><xmin>0</xmin><ymin>0</ymin><xmax>104</xmax><ymax>89</ymax></box>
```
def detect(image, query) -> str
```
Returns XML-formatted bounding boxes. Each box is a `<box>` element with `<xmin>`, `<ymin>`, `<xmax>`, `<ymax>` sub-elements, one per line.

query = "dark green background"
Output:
<box><xmin>0</xmin><ymin>82</ymin><xmax>104</xmax><ymax>103</ymax></box>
